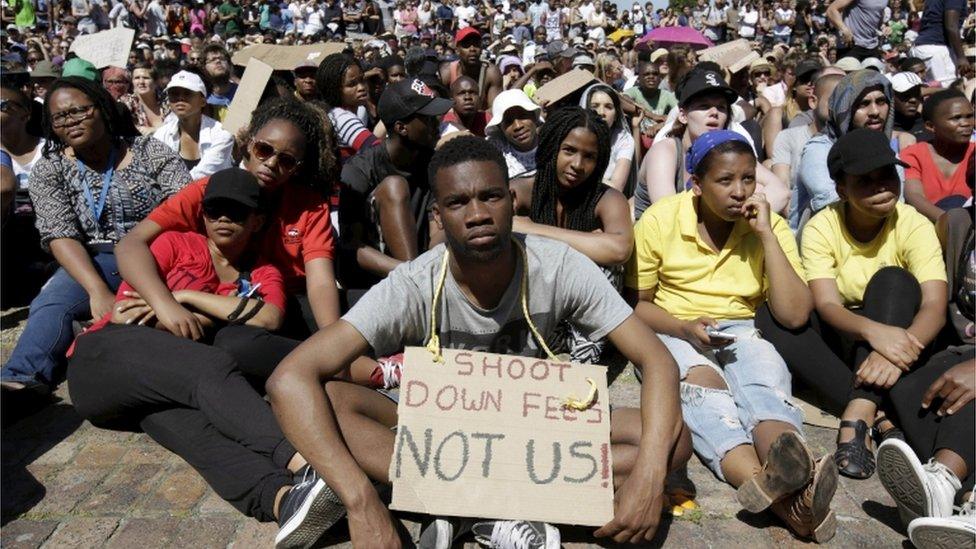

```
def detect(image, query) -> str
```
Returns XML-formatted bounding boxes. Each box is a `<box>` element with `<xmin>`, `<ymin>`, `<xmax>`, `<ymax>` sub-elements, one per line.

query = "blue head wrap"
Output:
<box><xmin>685</xmin><ymin>129</ymin><xmax>751</xmax><ymax>176</ymax></box>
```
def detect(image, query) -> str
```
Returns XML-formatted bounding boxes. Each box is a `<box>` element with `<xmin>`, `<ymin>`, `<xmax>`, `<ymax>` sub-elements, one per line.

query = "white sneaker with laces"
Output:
<box><xmin>471</xmin><ymin>520</ymin><xmax>560</xmax><ymax>549</ymax></box>
<box><xmin>908</xmin><ymin>492</ymin><xmax>976</xmax><ymax>549</ymax></box>
<box><xmin>877</xmin><ymin>439</ymin><xmax>961</xmax><ymax>525</ymax></box>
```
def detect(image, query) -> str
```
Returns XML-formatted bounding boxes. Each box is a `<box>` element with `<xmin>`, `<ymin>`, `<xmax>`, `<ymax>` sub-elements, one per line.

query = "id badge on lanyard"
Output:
<box><xmin>75</xmin><ymin>148</ymin><xmax>116</xmax><ymax>236</ymax></box>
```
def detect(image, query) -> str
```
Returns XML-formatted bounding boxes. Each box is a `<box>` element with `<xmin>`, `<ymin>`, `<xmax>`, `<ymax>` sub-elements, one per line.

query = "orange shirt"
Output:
<box><xmin>147</xmin><ymin>177</ymin><xmax>334</xmax><ymax>293</ymax></box>
<box><xmin>901</xmin><ymin>142</ymin><xmax>974</xmax><ymax>205</ymax></box>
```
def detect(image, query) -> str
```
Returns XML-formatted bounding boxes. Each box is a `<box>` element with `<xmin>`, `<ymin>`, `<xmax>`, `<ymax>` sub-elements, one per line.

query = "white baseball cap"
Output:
<box><xmin>860</xmin><ymin>57</ymin><xmax>885</xmax><ymax>72</ymax></box>
<box><xmin>486</xmin><ymin>89</ymin><xmax>541</xmax><ymax>129</ymax></box>
<box><xmin>887</xmin><ymin>71</ymin><xmax>924</xmax><ymax>93</ymax></box>
<box><xmin>165</xmin><ymin>70</ymin><xmax>207</xmax><ymax>96</ymax></box>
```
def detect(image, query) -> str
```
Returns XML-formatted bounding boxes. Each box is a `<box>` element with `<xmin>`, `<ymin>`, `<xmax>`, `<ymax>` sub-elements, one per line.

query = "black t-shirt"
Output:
<box><xmin>894</xmin><ymin>112</ymin><xmax>933</xmax><ymax>143</ymax></box>
<box><xmin>338</xmin><ymin>144</ymin><xmax>433</xmax><ymax>288</ymax></box>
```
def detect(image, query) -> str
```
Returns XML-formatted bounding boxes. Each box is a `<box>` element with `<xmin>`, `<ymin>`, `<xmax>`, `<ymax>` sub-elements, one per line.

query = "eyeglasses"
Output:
<box><xmin>752</xmin><ymin>70</ymin><xmax>771</xmax><ymax>77</ymax></box>
<box><xmin>50</xmin><ymin>104</ymin><xmax>95</xmax><ymax>128</ymax></box>
<box><xmin>250</xmin><ymin>139</ymin><xmax>302</xmax><ymax>173</ymax></box>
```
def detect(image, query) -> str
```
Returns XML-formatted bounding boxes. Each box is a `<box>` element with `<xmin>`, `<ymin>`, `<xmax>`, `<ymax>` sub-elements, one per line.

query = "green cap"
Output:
<box><xmin>61</xmin><ymin>58</ymin><xmax>98</xmax><ymax>81</ymax></box>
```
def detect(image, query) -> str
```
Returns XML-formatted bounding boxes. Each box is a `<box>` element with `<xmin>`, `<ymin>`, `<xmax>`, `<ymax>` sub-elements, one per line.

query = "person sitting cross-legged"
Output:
<box><xmin>266</xmin><ymin>135</ymin><xmax>692</xmax><ymax>549</ymax></box>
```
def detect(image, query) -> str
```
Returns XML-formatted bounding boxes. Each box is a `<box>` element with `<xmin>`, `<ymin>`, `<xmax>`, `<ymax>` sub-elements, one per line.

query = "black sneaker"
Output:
<box><xmin>274</xmin><ymin>465</ymin><xmax>346</xmax><ymax>549</ymax></box>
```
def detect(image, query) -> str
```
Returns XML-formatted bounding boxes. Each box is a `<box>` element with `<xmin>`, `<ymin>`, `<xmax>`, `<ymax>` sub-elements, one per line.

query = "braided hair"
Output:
<box><xmin>245</xmin><ymin>97</ymin><xmax>330</xmax><ymax>194</ymax></box>
<box><xmin>42</xmin><ymin>77</ymin><xmax>135</xmax><ymax>156</ymax></box>
<box><xmin>315</xmin><ymin>53</ymin><xmax>360</xmax><ymax>109</ymax></box>
<box><xmin>530</xmin><ymin>106</ymin><xmax>611</xmax><ymax>233</ymax></box>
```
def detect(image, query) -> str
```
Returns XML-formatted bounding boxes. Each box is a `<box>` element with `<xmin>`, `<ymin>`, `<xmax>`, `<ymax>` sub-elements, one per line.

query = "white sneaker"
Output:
<box><xmin>471</xmin><ymin>520</ymin><xmax>560</xmax><ymax>549</ymax></box>
<box><xmin>877</xmin><ymin>439</ymin><xmax>961</xmax><ymax>525</ymax></box>
<box><xmin>908</xmin><ymin>492</ymin><xmax>976</xmax><ymax>549</ymax></box>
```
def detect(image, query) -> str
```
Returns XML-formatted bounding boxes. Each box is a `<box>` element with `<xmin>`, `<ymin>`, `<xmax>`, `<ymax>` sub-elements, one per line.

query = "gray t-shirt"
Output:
<box><xmin>772</xmin><ymin>125</ymin><xmax>814</xmax><ymax>191</ymax></box>
<box><xmin>844</xmin><ymin>0</ymin><xmax>886</xmax><ymax>49</ymax></box>
<box><xmin>344</xmin><ymin>234</ymin><xmax>633</xmax><ymax>357</ymax></box>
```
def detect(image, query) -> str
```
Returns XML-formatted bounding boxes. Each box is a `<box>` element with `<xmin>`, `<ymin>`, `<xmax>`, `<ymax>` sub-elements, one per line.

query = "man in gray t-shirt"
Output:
<box><xmin>267</xmin><ymin>136</ymin><xmax>689</xmax><ymax>549</ymax></box>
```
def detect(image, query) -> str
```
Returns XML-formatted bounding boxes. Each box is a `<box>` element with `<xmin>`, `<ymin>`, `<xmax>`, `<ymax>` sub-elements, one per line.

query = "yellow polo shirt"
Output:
<box><xmin>625</xmin><ymin>191</ymin><xmax>805</xmax><ymax>320</ymax></box>
<box><xmin>801</xmin><ymin>202</ymin><xmax>947</xmax><ymax>307</ymax></box>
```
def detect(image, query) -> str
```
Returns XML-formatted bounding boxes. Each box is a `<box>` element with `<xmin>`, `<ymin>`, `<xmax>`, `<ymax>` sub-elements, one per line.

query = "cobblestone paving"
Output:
<box><xmin>1</xmin><ymin>307</ymin><xmax>909</xmax><ymax>548</ymax></box>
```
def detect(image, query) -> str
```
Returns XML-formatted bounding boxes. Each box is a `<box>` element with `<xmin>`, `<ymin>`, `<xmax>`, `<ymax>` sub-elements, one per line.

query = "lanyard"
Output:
<box><xmin>75</xmin><ymin>147</ymin><xmax>116</xmax><ymax>222</ymax></box>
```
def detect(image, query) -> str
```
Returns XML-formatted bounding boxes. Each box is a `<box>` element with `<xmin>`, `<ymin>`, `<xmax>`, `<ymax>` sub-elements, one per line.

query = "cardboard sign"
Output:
<box><xmin>222</xmin><ymin>58</ymin><xmax>274</xmax><ymax>135</ymax></box>
<box><xmin>533</xmin><ymin>69</ymin><xmax>597</xmax><ymax>108</ymax></box>
<box><xmin>389</xmin><ymin>347</ymin><xmax>613</xmax><ymax>527</ymax></box>
<box><xmin>231</xmin><ymin>43</ymin><xmax>346</xmax><ymax>70</ymax></box>
<box><xmin>697</xmin><ymin>38</ymin><xmax>759</xmax><ymax>74</ymax></box>
<box><xmin>69</xmin><ymin>27</ymin><xmax>135</xmax><ymax>69</ymax></box>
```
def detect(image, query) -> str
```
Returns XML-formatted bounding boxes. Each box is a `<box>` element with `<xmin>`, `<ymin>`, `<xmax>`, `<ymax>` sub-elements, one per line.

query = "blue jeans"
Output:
<box><xmin>2</xmin><ymin>252</ymin><xmax>121</xmax><ymax>386</ymax></box>
<box><xmin>646</xmin><ymin>320</ymin><xmax>804</xmax><ymax>480</ymax></box>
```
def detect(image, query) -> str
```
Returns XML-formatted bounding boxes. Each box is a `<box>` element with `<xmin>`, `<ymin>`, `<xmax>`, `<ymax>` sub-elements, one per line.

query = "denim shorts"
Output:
<box><xmin>653</xmin><ymin>319</ymin><xmax>804</xmax><ymax>480</ymax></box>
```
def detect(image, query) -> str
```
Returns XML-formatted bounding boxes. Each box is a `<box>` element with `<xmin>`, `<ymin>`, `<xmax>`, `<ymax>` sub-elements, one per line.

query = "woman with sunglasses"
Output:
<box><xmin>0</xmin><ymin>76</ymin><xmax>190</xmax><ymax>395</ymax></box>
<box><xmin>116</xmin><ymin>97</ymin><xmax>340</xmax><ymax>342</ymax></box>
<box><xmin>153</xmin><ymin>69</ymin><xmax>234</xmax><ymax>180</ymax></box>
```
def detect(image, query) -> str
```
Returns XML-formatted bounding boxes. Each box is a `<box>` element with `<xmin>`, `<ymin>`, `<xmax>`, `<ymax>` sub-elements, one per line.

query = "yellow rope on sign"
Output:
<box><xmin>424</xmin><ymin>250</ymin><xmax>451</xmax><ymax>364</ymax></box>
<box><xmin>562</xmin><ymin>377</ymin><xmax>599</xmax><ymax>411</ymax></box>
<box><xmin>425</xmin><ymin>239</ymin><xmax>595</xmax><ymax>409</ymax></box>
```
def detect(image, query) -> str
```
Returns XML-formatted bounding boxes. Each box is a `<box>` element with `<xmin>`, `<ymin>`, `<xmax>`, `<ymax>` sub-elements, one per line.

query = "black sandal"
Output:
<box><xmin>835</xmin><ymin>419</ymin><xmax>876</xmax><ymax>479</ymax></box>
<box><xmin>872</xmin><ymin>414</ymin><xmax>905</xmax><ymax>445</ymax></box>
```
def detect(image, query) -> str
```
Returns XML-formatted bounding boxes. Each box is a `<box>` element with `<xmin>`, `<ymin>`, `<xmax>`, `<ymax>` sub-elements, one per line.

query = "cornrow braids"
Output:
<box><xmin>530</xmin><ymin>106</ymin><xmax>611</xmax><ymax>233</ymax></box>
<box><xmin>246</xmin><ymin>97</ymin><xmax>329</xmax><ymax>195</ymax></box>
<box><xmin>316</xmin><ymin>53</ymin><xmax>360</xmax><ymax>109</ymax></box>
<box><xmin>42</xmin><ymin>77</ymin><xmax>132</xmax><ymax>156</ymax></box>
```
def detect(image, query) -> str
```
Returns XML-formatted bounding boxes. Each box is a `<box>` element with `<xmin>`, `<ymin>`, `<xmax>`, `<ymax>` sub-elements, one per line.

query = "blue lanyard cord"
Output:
<box><xmin>75</xmin><ymin>147</ymin><xmax>117</xmax><ymax>222</ymax></box>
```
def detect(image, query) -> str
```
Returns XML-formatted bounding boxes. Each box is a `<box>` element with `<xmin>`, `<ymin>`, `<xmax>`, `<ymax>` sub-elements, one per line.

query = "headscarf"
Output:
<box><xmin>825</xmin><ymin>69</ymin><xmax>894</xmax><ymax>141</ymax></box>
<box><xmin>685</xmin><ymin>129</ymin><xmax>751</xmax><ymax>175</ymax></box>
<box><xmin>579</xmin><ymin>83</ymin><xmax>624</xmax><ymax>133</ymax></box>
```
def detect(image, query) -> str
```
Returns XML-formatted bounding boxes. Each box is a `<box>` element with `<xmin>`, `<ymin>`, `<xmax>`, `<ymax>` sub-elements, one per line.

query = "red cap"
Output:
<box><xmin>455</xmin><ymin>27</ymin><xmax>481</xmax><ymax>45</ymax></box>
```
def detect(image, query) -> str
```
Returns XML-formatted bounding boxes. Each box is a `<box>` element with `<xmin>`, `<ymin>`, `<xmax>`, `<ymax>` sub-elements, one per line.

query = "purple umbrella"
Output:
<box><xmin>638</xmin><ymin>26</ymin><xmax>714</xmax><ymax>49</ymax></box>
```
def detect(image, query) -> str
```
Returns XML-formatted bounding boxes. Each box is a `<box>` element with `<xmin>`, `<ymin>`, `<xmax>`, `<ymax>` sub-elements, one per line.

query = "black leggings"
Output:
<box><xmin>67</xmin><ymin>324</ymin><xmax>296</xmax><ymax>522</ymax></box>
<box><xmin>889</xmin><ymin>345</ymin><xmax>975</xmax><ymax>492</ymax></box>
<box><xmin>756</xmin><ymin>266</ymin><xmax>922</xmax><ymax>416</ymax></box>
<box><xmin>212</xmin><ymin>324</ymin><xmax>303</xmax><ymax>391</ymax></box>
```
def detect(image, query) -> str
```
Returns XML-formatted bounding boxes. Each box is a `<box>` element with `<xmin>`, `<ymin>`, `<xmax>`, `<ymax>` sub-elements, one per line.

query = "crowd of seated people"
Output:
<box><xmin>1</xmin><ymin>2</ymin><xmax>974</xmax><ymax>547</ymax></box>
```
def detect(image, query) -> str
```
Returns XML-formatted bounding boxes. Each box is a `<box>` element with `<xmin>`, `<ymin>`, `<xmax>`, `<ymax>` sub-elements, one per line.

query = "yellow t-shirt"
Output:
<box><xmin>800</xmin><ymin>202</ymin><xmax>947</xmax><ymax>307</ymax></box>
<box><xmin>625</xmin><ymin>191</ymin><xmax>805</xmax><ymax>320</ymax></box>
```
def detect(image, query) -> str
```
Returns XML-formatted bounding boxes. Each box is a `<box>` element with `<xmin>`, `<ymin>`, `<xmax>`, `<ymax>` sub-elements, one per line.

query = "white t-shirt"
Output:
<box><xmin>455</xmin><ymin>5</ymin><xmax>476</xmax><ymax>28</ymax></box>
<box><xmin>773</xmin><ymin>8</ymin><xmax>793</xmax><ymax>37</ymax></box>
<box><xmin>738</xmin><ymin>8</ymin><xmax>758</xmax><ymax>38</ymax></box>
<box><xmin>604</xmin><ymin>129</ymin><xmax>634</xmax><ymax>184</ymax></box>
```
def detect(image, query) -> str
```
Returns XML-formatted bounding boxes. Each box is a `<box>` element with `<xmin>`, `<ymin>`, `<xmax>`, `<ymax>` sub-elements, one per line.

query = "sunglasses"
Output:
<box><xmin>250</xmin><ymin>140</ymin><xmax>302</xmax><ymax>173</ymax></box>
<box><xmin>752</xmin><ymin>70</ymin><xmax>771</xmax><ymax>77</ymax></box>
<box><xmin>203</xmin><ymin>200</ymin><xmax>254</xmax><ymax>223</ymax></box>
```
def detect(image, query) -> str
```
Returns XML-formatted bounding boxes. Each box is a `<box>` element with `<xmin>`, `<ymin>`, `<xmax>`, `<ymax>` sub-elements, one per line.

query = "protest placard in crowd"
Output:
<box><xmin>222</xmin><ymin>58</ymin><xmax>274</xmax><ymax>135</ymax></box>
<box><xmin>230</xmin><ymin>43</ymin><xmax>345</xmax><ymax>70</ymax></box>
<box><xmin>68</xmin><ymin>28</ymin><xmax>135</xmax><ymax>69</ymax></box>
<box><xmin>390</xmin><ymin>347</ymin><xmax>613</xmax><ymax>527</ymax></box>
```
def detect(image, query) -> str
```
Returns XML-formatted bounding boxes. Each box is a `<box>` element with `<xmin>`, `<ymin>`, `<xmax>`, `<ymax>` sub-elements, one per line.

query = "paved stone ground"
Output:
<box><xmin>1</xmin><ymin>306</ymin><xmax>911</xmax><ymax>548</ymax></box>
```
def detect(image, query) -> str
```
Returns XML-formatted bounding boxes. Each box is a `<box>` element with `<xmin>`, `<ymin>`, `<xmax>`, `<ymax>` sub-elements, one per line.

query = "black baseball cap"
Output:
<box><xmin>795</xmin><ymin>58</ymin><xmax>822</xmax><ymax>82</ymax></box>
<box><xmin>677</xmin><ymin>69</ymin><xmax>738</xmax><ymax>107</ymax></box>
<box><xmin>203</xmin><ymin>168</ymin><xmax>263</xmax><ymax>210</ymax></box>
<box><xmin>827</xmin><ymin>128</ymin><xmax>909</xmax><ymax>181</ymax></box>
<box><xmin>378</xmin><ymin>78</ymin><xmax>453</xmax><ymax>128</ymax></box>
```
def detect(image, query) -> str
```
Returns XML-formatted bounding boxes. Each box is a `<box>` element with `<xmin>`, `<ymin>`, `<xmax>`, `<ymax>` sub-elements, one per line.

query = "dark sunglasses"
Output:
<box><xmin>250</xmin><ymin>139</ymin><xmax>302</xmax><ymax>173</ymax></box>
<box><xmin>203</xmin><ymin>200</ymin><xmax>254</xmax><ymax>223</ymax></box>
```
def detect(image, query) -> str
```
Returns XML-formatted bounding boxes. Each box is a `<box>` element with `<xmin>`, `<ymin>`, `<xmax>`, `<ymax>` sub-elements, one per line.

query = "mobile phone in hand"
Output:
<box><xmin>705</xmin><ymin>326</ymin><xmax>737</xmax><ymax>342</ymax></box>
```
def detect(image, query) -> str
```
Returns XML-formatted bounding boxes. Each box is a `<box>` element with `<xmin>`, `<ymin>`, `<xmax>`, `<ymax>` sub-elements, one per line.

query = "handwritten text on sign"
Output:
<box><xmin>389</xmin><ymin>347</ymin><xmax>613</xmax><ymax>527</ymax></box>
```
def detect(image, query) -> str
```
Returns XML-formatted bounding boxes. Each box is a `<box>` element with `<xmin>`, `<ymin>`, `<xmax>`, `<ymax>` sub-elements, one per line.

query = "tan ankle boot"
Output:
<box><xmin>737</xmin><ymin>431</ymin><xmax>815</xmax><ymax>513</ymax></box>
<box><xmin>771</xmin><ymin>456</ymin><xmax>839</xmax><ymax>543</ymax></box>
